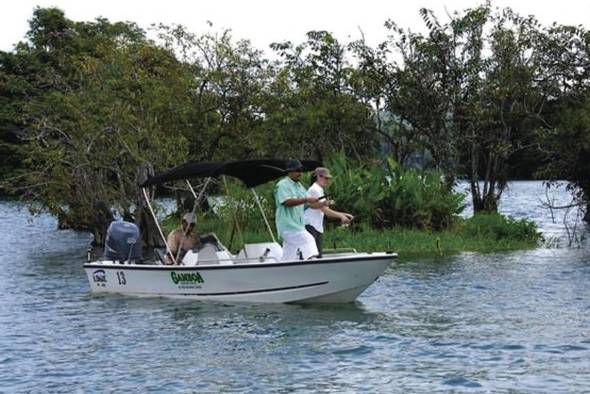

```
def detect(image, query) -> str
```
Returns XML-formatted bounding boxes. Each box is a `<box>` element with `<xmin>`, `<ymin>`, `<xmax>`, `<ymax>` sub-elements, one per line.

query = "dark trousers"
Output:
<box><xmin>305</xmin><ymin>225</ymin><xmax>323</xmax><ymax>257</ymax></box>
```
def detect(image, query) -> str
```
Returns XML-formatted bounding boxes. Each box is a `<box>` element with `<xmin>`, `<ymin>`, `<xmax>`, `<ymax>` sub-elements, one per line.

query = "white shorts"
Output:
<box><xmin>280</xmin><ymin>230</ymin><xmax>319</xmax><ymax>261</ymax></box>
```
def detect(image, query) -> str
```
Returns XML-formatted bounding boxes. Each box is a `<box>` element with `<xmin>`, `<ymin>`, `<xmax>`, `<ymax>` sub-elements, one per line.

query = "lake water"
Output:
<box><xmin>1</xmin><ymin>181</ymin><xmax>589</xmax><ymax>392</ymax></box>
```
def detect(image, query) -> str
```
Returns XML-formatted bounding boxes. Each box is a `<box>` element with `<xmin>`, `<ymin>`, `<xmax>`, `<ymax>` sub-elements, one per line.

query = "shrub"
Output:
<box><xmin>325</xmin><ymin>153</ymin><xmax>465</xmax><ymax>230</ymax></box>
<box><xmin>319</xmin><ymin>153</ymin><xmax>388</xmax><ymax>226</ymax></box>
<box><xmin>461</xmin><ymin>213</ymin><xmax>542</xmax><ymax>243</ymax></box>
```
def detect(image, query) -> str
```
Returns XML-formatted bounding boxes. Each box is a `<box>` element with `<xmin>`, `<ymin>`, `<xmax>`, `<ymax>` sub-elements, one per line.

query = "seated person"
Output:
<box><xmin>164</xmin><ymin>213</ymin><xmax>200</xmax><ymax>265</ymax></box>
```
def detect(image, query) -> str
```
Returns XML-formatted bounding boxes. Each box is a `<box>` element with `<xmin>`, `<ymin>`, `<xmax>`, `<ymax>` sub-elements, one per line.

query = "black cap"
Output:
<box><xmin>285</xmin><ymin>159</ymin><xmax>304</xmax><ymax>172</ymax></box>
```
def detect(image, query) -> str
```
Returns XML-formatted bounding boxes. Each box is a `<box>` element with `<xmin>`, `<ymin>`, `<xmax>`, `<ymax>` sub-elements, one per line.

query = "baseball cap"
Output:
<box><xmin>314</xmin><ymin>167</ymin><xmax>332</xmax><ymax>178</ymax></box>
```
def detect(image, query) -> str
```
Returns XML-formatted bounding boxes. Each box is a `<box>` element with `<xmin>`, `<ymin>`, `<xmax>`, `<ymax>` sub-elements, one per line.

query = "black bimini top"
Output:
<box><xmin>142</xmin><ymin>159</ymin><xmax>320</xmax><ymax>188</ymax></box>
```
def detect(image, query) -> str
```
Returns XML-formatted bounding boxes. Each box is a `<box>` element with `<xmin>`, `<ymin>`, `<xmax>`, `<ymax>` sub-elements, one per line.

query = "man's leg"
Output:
<box><xmin>297</xmin><ymin>230</ymin><xmax>319</xmax><ymax>259</ymax></box>
<box><xmin>305</xmin><ymin>225</ymin><xmax>322</xmax><ymax>257</ymax></box>
<box><xmin>280</xmin><ymin>231</ymin><xmax>298</xmax><ymax>261</ymax></box>
<box><xmin>282</xmin><ymin>230</ymin><xmax>319</xmax><ymax>261</ymax></box>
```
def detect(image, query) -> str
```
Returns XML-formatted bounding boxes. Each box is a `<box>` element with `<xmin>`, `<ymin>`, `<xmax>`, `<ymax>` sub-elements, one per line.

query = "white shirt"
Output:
<box><xmin>304</xmin><ymin>182</ymin><xmax>325</xmax><ymax>233</ymax></box>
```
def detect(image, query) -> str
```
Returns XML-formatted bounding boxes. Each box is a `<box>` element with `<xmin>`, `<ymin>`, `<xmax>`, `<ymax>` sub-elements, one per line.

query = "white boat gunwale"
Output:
<box><xmin>83</xmin><ymin>252</ymin><xmax>397</xmax><ymax>271</ymax></box>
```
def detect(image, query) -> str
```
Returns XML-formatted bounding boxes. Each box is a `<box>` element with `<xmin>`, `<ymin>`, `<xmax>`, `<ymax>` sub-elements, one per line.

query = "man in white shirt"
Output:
<box><xmin>304</xmin><ymin>167</ymin><xmax>353</xmax><ymax>257</ymax></box>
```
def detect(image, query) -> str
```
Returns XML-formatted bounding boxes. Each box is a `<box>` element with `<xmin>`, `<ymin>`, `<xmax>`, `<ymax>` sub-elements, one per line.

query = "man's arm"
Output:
<box><xmin>307</xmin><ymin>199</ymin><xmax>328</xmax><ymax>209</ymax></box>
<box><xmin>320</xmin><ymin>206</ymin><xmax>353</xmax><ymax>223</ymax></box>
<box><xmin>164</xmin><ymin>232</ymin><xmax>179</xmax><ymax>265</ymax></box>
<box><xmin>282</xmin><ymin>196</ymin><xmax>319</xmax><ymax>207</ymax></box>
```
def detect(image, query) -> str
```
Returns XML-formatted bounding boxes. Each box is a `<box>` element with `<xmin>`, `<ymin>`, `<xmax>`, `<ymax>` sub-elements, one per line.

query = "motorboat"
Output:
<box><xmin>83</xmin><ymin>160</ymin><xmax>397</xmax><ymax>303</ymax></box>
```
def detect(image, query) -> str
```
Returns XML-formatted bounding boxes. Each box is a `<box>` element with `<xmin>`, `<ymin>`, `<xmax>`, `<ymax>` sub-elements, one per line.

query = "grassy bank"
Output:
<box><xmin>163</xmin><ymin>213</ymin><xmax>542</xmax><ymax>258</ymax></box>
<box><xmin>322</xmin><ymin>226</ymin><xmax>537</xmax><ymax>258</ymax></box>
<box><xmin>324</xmin><ymin>213</ymin><xmax>542</xmax><ymax>257</ymax></box>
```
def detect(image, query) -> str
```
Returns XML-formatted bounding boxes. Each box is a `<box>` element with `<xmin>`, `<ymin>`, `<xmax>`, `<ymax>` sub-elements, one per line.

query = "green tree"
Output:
<box><xmin>542</xmin><ymin>96</ymin><xmax>590</xmax><ymax>220</ymax></box>
<box><xmin>381</xmin><ymin>13</ymin><xmax>460</xmax><ymax>185</ymax></box>
<box><xmin>1</xmin><ymin>8</ymin><xmax>193</xmax><ymax>245</ymax></box>
<box><xmin>377</xmin><ymin>5</ymin><xmax>549</xmax><ymax>213</ymax></box>
<box><xmin>453</xmin><ymin>7</ymin><xmax>547</xmax><ymax>212</ymax></box>
<box><xmin>268</xmin><ymin>31</ymin><xmax>378</xmax><ymax>159</ymax></box>
<box><xmin>157</xmin><ymin>25</ymin><xmax>273</xmax><ymax>160</ymax></box>
<box><xmin>349</xmin><ymin>37</ymin><xmax>423</xmax><ymax>165</ymax></box>
<box><xmin>0</xmin><ymin>68</ymin><xmax>25</xmax><ymax>192</ymax></box>
<box><xmin>537</xmin><ymin>24</ymin><xmax>590</xmax><ymax>220</ymax></box>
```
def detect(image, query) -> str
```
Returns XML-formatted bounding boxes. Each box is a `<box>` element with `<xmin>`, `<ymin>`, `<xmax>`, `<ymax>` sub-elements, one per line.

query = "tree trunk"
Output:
<box><xmin>56</xmin><ymin>202</ymin><xmax>113</xmax><ymax>247</ymax></box>
<box><xmin>90</xmin><ymin>201</ymin><xmax>114</xmax><ymax>246</ymax></box>
<box><xmin>472</xmin><ymin>190</ymin><xmax>498</xmax><ymax>214</ymax></box>
<box><xmin>135</xmin><ymin>205</ymin><xmax>164</xmax><ymax>248</ymax></box>
<box><xmin>135</xmin><ymin>163</ymin><xmax>165</xmax><ymax>248</ymax></box>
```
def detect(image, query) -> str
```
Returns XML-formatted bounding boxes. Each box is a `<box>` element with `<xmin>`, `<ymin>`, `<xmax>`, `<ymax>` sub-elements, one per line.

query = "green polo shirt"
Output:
<box><xmin>274</xmin><ymin>176</ymin><xmax>307</xmax><ymax>237</ymax></box>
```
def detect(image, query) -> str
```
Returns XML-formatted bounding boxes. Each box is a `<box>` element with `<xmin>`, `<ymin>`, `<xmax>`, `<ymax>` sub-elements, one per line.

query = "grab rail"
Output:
<box><xmin>188</xmin><ymin>256</ymin><xmax>280</xmax><ymax>265</ymax></box>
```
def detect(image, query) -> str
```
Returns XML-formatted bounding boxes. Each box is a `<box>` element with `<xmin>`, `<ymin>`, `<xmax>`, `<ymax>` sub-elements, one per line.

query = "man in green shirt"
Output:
<box><xmin>274</xmin><ymin>160</ymin><xmax>325</xmax><ymax>260</ymax></box>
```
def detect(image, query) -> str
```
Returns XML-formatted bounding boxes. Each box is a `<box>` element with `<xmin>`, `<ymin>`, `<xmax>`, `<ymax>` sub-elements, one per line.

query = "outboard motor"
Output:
<box><xmin>104</xmin><ymin>221</ymin><xmax>142</xmax><ymax>263</ymax></box>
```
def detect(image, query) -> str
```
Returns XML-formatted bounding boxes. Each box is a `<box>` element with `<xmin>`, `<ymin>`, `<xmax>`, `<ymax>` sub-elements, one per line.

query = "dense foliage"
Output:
<box><xmin>322</xmin><ymin>153</ymin><xmax>465</xmax><ymax>230</ymax></box>
<box><xmin>1</xmin><ymin>5</ymin><xmax>589</xmax><ymax>244</ymax></box>
<box><xmin>0</xmin><ymin>8</ymin><xmax>194</xmax><ymax>244</ymax></box>
<box><xmin>180</xmin><ymin>152</ymin><xmax>463</xmax><ymax>237</ymax></box>
<box><xmin>539</xmin><ymin>95</ymin><xmax>590</xmax><ymax>221</ymax></box>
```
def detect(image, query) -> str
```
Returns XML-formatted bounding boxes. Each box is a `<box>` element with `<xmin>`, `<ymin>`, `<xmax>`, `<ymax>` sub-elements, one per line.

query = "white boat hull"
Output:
<box><xmin>84</xmin><ymin>253</ymin><xmax>395</xmax><ymax>303</ymax></box>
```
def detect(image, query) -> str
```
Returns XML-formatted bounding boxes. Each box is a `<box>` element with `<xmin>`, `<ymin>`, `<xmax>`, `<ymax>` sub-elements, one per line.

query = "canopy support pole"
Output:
<box><xmin>175</xmin><ymin>177</ymin><xmax>212</xmax><ymax>263</ymax></box>
<box><xmin>223</xmin><ymin>176</ymin><xmax>244</xmax><ymax>250</ymax></box>
<box><xmin>252</xmin><ymin>189</ymin><xmax>277</xmax><ymax>244</ymax></box>
<box><xmin>186</xmin><ymin>177</ymin><xmax>211</xmax><ymax>204</ymax></box>
<box><xmin>142</xmin><ymin>187</ymin><xmax>175</xmax><ymax>265</ymax></box>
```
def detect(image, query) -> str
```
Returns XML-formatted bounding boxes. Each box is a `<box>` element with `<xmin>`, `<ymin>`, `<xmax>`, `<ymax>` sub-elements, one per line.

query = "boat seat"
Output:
<box><xmin>197</xmin><ymin>244</ymin><xmax>220</xmax><ymax>264</ymax></box>
<box><xmin>179</xmin><ymin>234</ymin><xmax>234</xmax><ymax>266</ymax></box>
<box><xmin>199</xmin><ymin>233</ymin><xmax>225</xmax><ymax>250</ymax></box>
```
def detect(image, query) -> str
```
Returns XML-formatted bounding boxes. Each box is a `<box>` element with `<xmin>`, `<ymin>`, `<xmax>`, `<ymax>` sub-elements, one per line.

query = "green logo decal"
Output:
<box><xmin>171</xmin><ymin>271</ymin><xmax>204</xmax><ymax>285</ymax></box>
